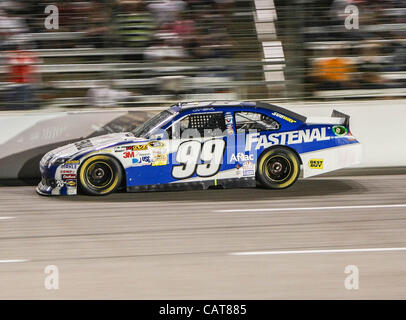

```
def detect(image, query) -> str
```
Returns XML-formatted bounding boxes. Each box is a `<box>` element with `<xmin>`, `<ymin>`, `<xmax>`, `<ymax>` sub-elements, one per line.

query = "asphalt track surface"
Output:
<box><xmin>0</xmin><ymin>173</ymin><xmax>406</xmax><ymax>299</ymax></box>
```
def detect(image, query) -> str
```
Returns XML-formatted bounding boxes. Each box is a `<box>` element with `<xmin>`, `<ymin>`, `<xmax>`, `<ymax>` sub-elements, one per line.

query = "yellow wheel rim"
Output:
<box><xmin>80</xmin><ymin>155</ymin><xmax>119</xmax><ymax>194</ymax></box>
<box><xmin>258</xmin><ymin>150</ymin><xmax>299</xmax><ymax>189</ymax></box>
<box><xmin>264</xmin><ymin>155</ymin><xmax>292</xmax><ymax>182</ymax></box>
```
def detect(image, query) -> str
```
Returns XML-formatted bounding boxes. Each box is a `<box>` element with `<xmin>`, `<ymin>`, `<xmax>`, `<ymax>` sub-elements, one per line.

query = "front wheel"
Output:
<box><xmin>79</xmin><ymin>155</ymin><xmax>123</xmax><ymax>195</ymax></box>
<box><xmin>256</xmin><ymin>147</ymin><xmax>300</xmax><ymax>189</ymax></box>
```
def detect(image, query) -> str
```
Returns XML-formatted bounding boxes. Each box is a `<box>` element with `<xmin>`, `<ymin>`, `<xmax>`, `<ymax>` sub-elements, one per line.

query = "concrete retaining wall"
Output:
<box><xmin>0</xmin><ymin>100</ymin><xmax>404</xmax><ymax>180</ymax></box>
<box><xmin>282</xmin><ymin>100</ymin><xmax>405</xmax><ymax>168</ymax></box>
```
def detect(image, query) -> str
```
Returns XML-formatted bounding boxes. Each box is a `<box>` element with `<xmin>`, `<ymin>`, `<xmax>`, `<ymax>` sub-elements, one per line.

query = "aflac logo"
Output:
<box><xmin>230</xmin><ymin>153</ymin><xmax>254</xmax><ymax>162</ymax></box>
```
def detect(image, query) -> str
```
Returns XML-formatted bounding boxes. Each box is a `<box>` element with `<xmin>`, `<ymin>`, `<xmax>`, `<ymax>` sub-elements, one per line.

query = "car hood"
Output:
<box><xmin>49</xmin><ymin>132</ymin><xmax>146</xmax><ymax>160</ymax></box>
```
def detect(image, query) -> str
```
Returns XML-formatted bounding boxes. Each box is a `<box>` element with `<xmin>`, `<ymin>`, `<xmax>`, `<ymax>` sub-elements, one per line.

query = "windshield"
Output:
<box><xmin>132</xmin><ymin>110</ymin><xmax>175</xmax><ymax>138</ymax></box>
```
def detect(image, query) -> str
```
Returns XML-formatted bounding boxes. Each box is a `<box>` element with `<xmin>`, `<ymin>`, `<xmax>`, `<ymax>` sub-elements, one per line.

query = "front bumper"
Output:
<box><xmin>36</xmin><ymin>178</ymin><xmax>78</xmax><ymax>196</ymax></box>
<box><xmin>37</xmin><ymin>163</ymin><xmax>78</xmax><ymax>196</ymax></box>
<box><xmin>36</xmin><ymin>179</ymin><xmax>53</xmax><ymax>196</ymax></box>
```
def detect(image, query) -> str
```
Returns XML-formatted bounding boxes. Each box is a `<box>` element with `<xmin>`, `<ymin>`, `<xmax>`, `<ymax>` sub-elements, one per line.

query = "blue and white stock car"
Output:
<box><xmin>37</xmin><ymin>101</ymin><xmax>362</xmax><ymax>196</ymax></box>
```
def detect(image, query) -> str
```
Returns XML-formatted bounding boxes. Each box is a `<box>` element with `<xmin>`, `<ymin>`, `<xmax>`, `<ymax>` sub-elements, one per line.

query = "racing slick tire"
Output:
<box><xmin>79</xmin><ymin>155</ymin><xmax>123</xmax><ymax>196</ymax></box>
<box><xmin>256</xmin><ymin>147</ymin><xmax>300</xmax><ymax>189</ymax></box>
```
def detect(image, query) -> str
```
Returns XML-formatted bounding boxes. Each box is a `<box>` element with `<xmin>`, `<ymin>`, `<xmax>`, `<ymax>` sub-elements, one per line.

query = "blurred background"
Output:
<box><xmin>1</xmin><ymin>0</ymin><xmax>406</xmax><ymax>300</ymax></box>
<box><xmin>0</xmin><ymin>0</ymin><xmax>406</xmax><ymax>110</ymax></box>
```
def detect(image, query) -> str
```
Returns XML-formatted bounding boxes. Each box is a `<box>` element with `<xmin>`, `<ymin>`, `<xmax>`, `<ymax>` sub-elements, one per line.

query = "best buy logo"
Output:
<box><xmin>309</xmin><ymin>159</ymin><xmax>323</xmax><ymax>169</ymax></box>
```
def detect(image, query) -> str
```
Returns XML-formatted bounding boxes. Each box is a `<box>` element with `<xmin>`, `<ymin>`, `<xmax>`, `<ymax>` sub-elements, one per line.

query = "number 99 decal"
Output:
<box><xmin>172</xmin><ymin>139</ymin><xmax>226</xmax><ymax>179</ymax></box>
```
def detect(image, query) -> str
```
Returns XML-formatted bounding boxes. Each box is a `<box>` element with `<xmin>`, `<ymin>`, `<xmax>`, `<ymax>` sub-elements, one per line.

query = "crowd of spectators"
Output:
<box><xmin>303</xmin><ymin>0</ymin><xmax>406</xmax><ymax>94</ymax></box>
<box><xmin>0</xmin><ymin>0</ymin><xmax>235</xmax><ymax>56</ymax></box>
<box><xmin>0</xmin><ymin>0</ymin><xmax>240</xmax><ymax>109</ymax></box>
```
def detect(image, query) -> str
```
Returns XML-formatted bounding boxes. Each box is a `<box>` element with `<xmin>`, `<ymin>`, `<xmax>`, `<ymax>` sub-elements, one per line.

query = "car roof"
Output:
<box><xmin>178</xmin><ymin>101</ymin><xmax>307</xmax><ymax>123</ymax></box>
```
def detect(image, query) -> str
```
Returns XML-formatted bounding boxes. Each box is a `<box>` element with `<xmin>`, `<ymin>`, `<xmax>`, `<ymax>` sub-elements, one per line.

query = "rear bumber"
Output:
<box><xmin>301</xmin><ymin>143</ymin><xmax>362</xmax><ymax>178</ymax></box>
<box><xmin>301</xmin><ymin>110</ymin><xmax>362</xmax><ymax>178</ymax></box>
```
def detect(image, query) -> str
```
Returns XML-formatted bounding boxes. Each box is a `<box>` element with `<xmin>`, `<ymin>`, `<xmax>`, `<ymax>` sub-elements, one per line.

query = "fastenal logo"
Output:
<box><xmin>245</xmin><ymin>128</ymin><xmax>330</xmax><ymax>151</ymax></box>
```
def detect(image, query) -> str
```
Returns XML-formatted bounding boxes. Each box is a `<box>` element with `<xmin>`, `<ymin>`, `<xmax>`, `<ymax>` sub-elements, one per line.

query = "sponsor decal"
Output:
<box><xmin>74</xmin><ymin>139</ymin><xmax>93</xmax><ymax>150</ymax></box>
<box><xmin>67</xmin><ymin>187</ymin><xmax>76</xmax><ymax>195</ymax></box>
<box><xmin>66</xmin><ymin>179</ymin><xmax>77</xmax><ymax>187</ymax></box>
<box><xmin>61</xmin><ymin>163</ymin><xmax>78</xmax><ymax>169</ymax></box>
<box><xmin>225</xmin><ymin>112</ymin><xmax>234</xmax><ymax>135</ymax></box>
<box><xmin>127</xmin><ymin>144</ymin><xmax>148</xmax><ymax>151</ymax></box>
<box><xmin>309</xmin><ymin>159</ymin><xmax>324</xmax><ymax>169</ymax></box>
<box><xmin>123</xmin><ymin>151</ymin><xmax>135</xmax><ymax>159</ymax></box>
<box><xmin>152</xmin><ymin>153</ymin><xmax>168</xmax><ymax>166</ymax></box>
<box><xmin>141</xmin><ymin>156</ymin><xmax>152</xmax><ymax>164</ymax></box>
<box><xmin>230</xmin><ymin>153</ymin><xmax>254</xmax><ymax>162</ymax></box>
<box><xmin>148</xmin><ymin>141</ymin><xmax>165</xmax><ymax>148</ymax></box>
<box><xmin>61</xmin><ymin>170</ymin><xmax>75</xmax><ymax>174</ymax></box>
<box><xmin>65</xmin><ymin>160</ymin><xmax>79</xmax><ymax>164</ymax></box>
<box><xmin>272</xmin><ymin>112</ymin><xmax>296</xmax><ymax>123</ymax></box>
<box><xmin>332</xmin><ymin>125</ymin><xmax>348</xmax><ymax>136</ymax></box>
<box><xmin>235</xmin><ymin>163</ymin><xmax>245</xmax><ymax>176</ymax></box>
<box><xmin>242</xmin><ymin>161</ymin><xmax>255</xmax><ymax>176</ymax></box>
<box><xmin>245</xmin><ymin>127</ymin><xmax>330</xmax><ymax>151</ymax></box>
<box><xmin>114</xmin><ymin>146</ymin><xmax>127</xmax><ymax>152</ymax></box>
<box><xmin>225</xmin><ymin>112</ymin><xmax>233</xmax><ymax>125</ymax></box>
<box><xmin>132</xmin><ymin>155</ymin><xmax>152</xmax><ymax>165</ymax></box>
<box><xmin>62</xmin><ymin>174</ymin><xmax>77</xmax><ymax>179</ymax></box>
<box><xmin>193</xmin><ymin>107</ymin><xmax>215</xmax><ymax>112</ymax></box>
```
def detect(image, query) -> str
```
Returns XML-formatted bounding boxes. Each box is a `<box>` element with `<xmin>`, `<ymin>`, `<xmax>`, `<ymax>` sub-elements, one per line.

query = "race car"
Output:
<box><xmin>37</xmin><ymin>101</ymin><xmax>362</xmax><ymax>196</ymax></box>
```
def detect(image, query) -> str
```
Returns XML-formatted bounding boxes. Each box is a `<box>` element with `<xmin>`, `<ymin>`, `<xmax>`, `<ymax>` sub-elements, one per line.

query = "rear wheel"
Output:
<box><xmin>79</xmin><ymin>155</ymin><xmax>122</xmax><ymax>195</ymax></box>
<box><xmin>256</xmin><ymin>147</ymin><xmax>300</xmax><ymax>189</ymax></box>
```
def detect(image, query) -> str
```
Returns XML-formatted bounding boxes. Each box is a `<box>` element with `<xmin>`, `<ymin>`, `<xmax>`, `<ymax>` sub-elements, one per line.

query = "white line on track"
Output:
<box><xmin>230</xmin><ymin>247</ymin><xmax>406</xmax><ymax>256</ymax></box>
<box><xmin>0</xmin><ymin>260</ymin><xmax>28</xmax><ymax>263</ymax></box>
<box><xmin>214</xmin><ymin>203</ymin><xmax>406</xmax><ymax>213</ymax></box>
<box><xmin>229</xmin><ymin>248</ymin><xmax>406</xmax><ymax>256</ymax></box>
<box><xmin>0</xmin><ymin>217</ymin><xmax>15</xmax><ymax>220</ymax></box>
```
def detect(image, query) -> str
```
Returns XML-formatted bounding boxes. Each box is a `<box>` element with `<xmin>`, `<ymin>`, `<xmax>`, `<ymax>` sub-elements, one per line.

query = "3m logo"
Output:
<box><xmin>123</xmin><ymin>151</ymin><xmax>135</xmax><ymax>159</ymax></box>
<box><xmin>309</xmin><ymin>159</ymin><xmax>323</xmax><ymax>169</ymax></box>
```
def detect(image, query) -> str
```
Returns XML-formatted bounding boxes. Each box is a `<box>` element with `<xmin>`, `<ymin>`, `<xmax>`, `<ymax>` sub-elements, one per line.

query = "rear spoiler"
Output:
<box><xmin>305</xmin><ymin>109</ymin><xmax>350</xmax><ymax>127</ymax></box>
<box><xmin>331</xmin><ymin>109</ymin><xmax>350</xmax><ymax>128</ymax></box>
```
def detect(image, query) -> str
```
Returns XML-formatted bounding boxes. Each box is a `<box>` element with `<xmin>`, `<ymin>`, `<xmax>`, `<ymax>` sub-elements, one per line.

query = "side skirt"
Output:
<box><xmin>127</xmin><ymin>177</ymin><xmax>256</xmax><ymax>193</ymax></box>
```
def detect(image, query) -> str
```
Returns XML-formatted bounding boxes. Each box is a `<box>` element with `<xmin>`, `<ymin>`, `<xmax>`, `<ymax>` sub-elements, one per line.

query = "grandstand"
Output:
<box><xmin>0</xmin><ymin>0</ymin><xmax>277</xmax><ymax>109</ymax></box>
<box><xmin>275</xmin><ymin>0</ymin><xmax>406</xmax><ymax>99</ymax></box>
<box><xmin>1</xmin><ymin>0</ymin><xmax>406</xmax><ymax>110</ymax></box>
